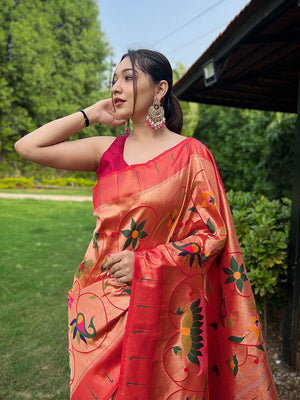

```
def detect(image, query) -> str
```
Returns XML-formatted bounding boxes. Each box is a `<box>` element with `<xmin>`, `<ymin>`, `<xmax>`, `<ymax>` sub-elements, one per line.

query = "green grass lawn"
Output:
<box><xmin>0</xmin><ymin>187</ymin><xmax>93</xmax><ymax>196</ymax></box>
<box><xmin>0</xmin><ymin>198</ymin><xmax>95</xmax><ymax>399</ymax></box>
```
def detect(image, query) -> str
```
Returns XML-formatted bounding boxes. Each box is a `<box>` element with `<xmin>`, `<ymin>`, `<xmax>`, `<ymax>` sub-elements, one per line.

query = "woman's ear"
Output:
<box><xmin>156</xmin><ymin>80</ymin><xmax>168</xmax><ymax>100</ymax></box>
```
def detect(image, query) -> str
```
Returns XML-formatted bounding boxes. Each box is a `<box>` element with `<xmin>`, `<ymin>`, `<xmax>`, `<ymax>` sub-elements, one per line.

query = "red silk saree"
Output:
<box><xmin>68</xmin><ymin>137</ymin><xmax>278</xmax><ymax>399</ymax></box>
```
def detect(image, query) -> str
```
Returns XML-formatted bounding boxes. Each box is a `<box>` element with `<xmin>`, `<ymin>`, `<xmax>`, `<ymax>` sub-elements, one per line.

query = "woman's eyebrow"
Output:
<box><xmin>121</xmin><ymin>68</ymin><xmax>133</xmax><ymax>73</ymax></box>
<box><xmin>113</xmin><ymin>68</ymin><xmax>134</xmax><ymax>80</ymax></box>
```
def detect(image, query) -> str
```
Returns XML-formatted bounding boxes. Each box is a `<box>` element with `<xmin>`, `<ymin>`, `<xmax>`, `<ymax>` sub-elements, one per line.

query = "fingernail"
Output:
<box><xmin>107</xmin><ymin>272</ymin><xmax>110</xmax><ymax>276</ymax></box>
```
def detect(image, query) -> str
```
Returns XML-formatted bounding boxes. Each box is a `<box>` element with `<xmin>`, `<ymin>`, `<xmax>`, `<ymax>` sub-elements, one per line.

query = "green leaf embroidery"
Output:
<box><xmin>233</xmin><ymin>354</ymin><xmax>239</xmax><ymax>377</ymax></box>
<box><xmin>236</xmin><ymin>279</ymin><xmax>243</xmax><ymax>293</ymax></box>
<box><xmin>228</xmin><ymin>335</ymin><xmax>245</xmax><ymax>344</ymax></box>
<box><xmin>223</xmin><ymin>267</ymin><xmax>234</xmax><ymax>276</ymax></box>
<box><xmin>138</xmin><ymin>231</ymin><xmax>148</xmax><ymax>239</ymax></box>
<box><xmin>122</xmin><ymin>237</ymin><xmax>133</xmax><ymax>251</ymax></box>
<box><xmin>191</xmin><ymin>298</ymin><xmax>200</xmax><ymax>310</ymax></box>
<box><xmin>230</xmin><ymin>257</ymin><xmax>239</xmax><ymax>272</ymax></box>
<box><xmin>121</xmin><ymin>229</ymin><xmax>132</xmax><ymax>238</ymax></box>
<box><xmin>192</xmin><ymin>180</ymin><xmax>201</xmax><ymax>190</ymax></box>
<box><xmin>206</xmin><ymin>218</ymin><xmax>216</xmax><ymax>234</ymax></box>
<box><xmin>122</xmin><ymin>288</ymin><xmax>132</xmax><ymax>295</ymax></box>
<box><xmin>175</xmin><ymin>306</ymin><xmax>184</xmax><ymax>315</ymax></box>
<box><xmin>132</xmin><ymin>238</ymin><xmax>138</xmax><ymax>251</ymax></box>
<box><xmin>188</xmin><ymin>353</ymin><xmax>199</xmax><ymax>366</ymax></box>
<box><xmin>136</xmin><ymin>220</ymin><xmax>146</xmax><ymax>231</ymax></box>
<box><xmin>201</xmin><ymin>253</ymin><xmax>208</xmax><ymax>262</ymax></box>
<box><xmin>225</xmin><ymin>276</ymin><xmax>235</xmax><ymax>284</ymax></box>
<box><xmin>173</xmin><ymin>346</ymin><xmax>182</xmax><ymax>356</ymax></box>
<box><xmin>131</xmin><ymin>218</ymin><xmax>137</xmax><ymax>231</ymax></box>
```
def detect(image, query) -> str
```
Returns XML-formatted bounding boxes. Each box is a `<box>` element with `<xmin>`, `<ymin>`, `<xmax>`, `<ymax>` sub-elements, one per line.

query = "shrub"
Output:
<box><xmin>0</xmin><ymin>176</ymin><xmax>96</xmax><ymax>188</ymax></box>
<box><xmin>40</xmin><ymin>177</ymin><xmax>95</xmax><ymax>187</ymax></box>
<box><xmin>0</xmin><ymin>177</ymin><xmax>34</xmax><ymax>189</ymax></box>
<box><xmin>227</xmin><ymin>190</ymin><xmax>291</xmax><ymax>310</ymax></box>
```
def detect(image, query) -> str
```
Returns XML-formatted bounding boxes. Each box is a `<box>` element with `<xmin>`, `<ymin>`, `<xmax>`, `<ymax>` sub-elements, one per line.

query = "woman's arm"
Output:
<box><xmin>14</xmin><ymin>99</ymin><xmax>126</xmax><ymax>171</ymax></box>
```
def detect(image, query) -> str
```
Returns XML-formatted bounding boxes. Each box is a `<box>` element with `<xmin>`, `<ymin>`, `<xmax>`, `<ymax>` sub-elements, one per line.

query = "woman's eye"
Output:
<box><xmin>111</xmin><ymin>75</ymin><xmax>133</xmax><ymax>86</ymax></box>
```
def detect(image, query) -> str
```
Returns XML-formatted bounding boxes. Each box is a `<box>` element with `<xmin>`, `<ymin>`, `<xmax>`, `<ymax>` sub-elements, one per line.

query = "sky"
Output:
<box><xmin>98</xmin><ymin>0</ymin><xmax>250</xmax><ymax>70</ymax></box>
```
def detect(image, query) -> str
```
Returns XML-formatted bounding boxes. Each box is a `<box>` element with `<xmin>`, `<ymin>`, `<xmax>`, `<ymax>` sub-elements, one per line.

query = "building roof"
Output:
<box><xmin>173</xmin><ymin>0</ymin><xmax>300</xmax><ymax>113</ymax></box>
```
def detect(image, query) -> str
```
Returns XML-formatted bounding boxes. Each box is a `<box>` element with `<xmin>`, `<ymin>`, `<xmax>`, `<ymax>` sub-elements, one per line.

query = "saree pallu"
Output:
<box><xmin>68</xmin><ymin>137</ymin><xmax>278</xmax><ymax>399</ymax></box>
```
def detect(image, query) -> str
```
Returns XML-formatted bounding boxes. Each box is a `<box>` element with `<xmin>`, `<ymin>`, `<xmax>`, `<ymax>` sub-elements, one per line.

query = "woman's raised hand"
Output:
<box><xmin>86</xmin><ymin>99</ymin><xmax>127</xmax><ymax>127</ymax></box>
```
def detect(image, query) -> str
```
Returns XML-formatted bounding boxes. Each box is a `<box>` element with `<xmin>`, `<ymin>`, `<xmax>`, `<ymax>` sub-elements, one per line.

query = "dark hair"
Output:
<box><xmin>120</xmin><ymin>49</ymin><xmax>183</xmax><ymax>134</ymax></box>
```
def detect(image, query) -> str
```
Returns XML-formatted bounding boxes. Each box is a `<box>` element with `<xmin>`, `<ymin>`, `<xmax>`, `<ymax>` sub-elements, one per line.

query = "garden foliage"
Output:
<box><xmin>195</xmin><ymin>105</ymin><xmax>296</xmax><ymax>200</ymax></box>
<box><xmin>227</xmin><ymin>190</ymin><xmax>291</xmax><ymax>309</ymax></box>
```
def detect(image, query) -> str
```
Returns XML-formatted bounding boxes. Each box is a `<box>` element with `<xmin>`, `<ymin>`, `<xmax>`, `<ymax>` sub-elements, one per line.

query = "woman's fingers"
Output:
<box><xmin>110</xmin><ymin>264</ymin><xmax>122</xmax><ymax>277</ymax></box>
<box><xmin>98</xmin><ymin>99</ymin><xmax>127</xmax><ymax>126</ymax></box>
<box><xmin>105</xmin><ymin>254</ymin><xmax>121</xmax><ymax>274</ymax></box>
<box><xmin>106</xmin><ymin>251</ymin><xmax>134</xmax><ymax>282</ymax></box>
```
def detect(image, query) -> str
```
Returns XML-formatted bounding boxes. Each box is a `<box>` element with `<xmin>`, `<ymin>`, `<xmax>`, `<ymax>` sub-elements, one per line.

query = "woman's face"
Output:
<box><xmin>111</xmin><ymin>56</ymin><xmax>158</xmax><ymax>121</ymax></box>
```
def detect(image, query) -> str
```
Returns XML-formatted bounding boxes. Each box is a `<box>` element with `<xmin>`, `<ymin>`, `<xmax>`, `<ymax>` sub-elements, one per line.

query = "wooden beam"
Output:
<box><xmin>174</xmin><ymin>0</ymin><xmax>293</xmax><ymax>100</ymax></box>
<box><xmin>283</xmin><ymin>70</ymin><xmax>300</xmax><ymax>369</ymax></box>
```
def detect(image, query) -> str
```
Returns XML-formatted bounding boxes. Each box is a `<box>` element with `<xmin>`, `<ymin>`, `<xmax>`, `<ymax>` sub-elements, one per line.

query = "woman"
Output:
<box><xmin>15</xmin><ymin>49</ymin><xmax>277</xmax><ymax>400</ymax></box>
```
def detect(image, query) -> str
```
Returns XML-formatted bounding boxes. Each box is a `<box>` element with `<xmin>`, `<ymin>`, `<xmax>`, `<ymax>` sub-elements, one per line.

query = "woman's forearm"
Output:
<box><xmin>14</xmin><ymin>110</ymin><xmax>88</xmax><ymax>157</ymax></box>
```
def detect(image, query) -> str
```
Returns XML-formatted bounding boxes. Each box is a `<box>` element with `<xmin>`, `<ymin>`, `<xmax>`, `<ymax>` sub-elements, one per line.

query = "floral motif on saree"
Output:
<box><xmin>68</xmin><ymin>137</ymin><xmax>278</xmax><ymax>399</ymax></box>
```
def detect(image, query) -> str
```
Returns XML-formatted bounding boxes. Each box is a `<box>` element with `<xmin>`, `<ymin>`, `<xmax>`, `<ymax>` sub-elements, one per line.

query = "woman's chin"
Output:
<box><xmin>114</xmin><ymin>107</ymin><xmax>132</xmax><ymax>120</ymax></box>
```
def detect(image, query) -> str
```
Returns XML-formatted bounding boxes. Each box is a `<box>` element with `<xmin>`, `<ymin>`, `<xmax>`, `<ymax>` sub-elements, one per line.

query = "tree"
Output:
<box><xmin>194</xmin><ymin>105</ymin><xmax>296</xmax><ymax>199</ymax></box>
<box><xmin>0</xmin><ymin>0</ymin><xmax>111</xmax><ymax>174</ymax></box>
<box><xmin>173</xmin><ymin>62</ymin><xmax>200</xmax><ymax>138</ymax></box>
<box><xmin>0</xmin><ymin>0</ymin><xmax>15</xmax><ymax>164</ymax></box>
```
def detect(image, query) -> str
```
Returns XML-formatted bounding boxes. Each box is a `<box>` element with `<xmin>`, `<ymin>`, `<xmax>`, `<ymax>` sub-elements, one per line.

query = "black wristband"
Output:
<box><xmin>79</xmin><ymin>110</ymin><xmax>89</xmax><ymax>127</ymax></box>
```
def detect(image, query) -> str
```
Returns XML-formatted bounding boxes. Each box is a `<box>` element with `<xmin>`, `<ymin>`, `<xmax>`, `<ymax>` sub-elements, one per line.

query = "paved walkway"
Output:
<box><xmin>0</xmin><ymin>193</ymin><xmax>92</xmax><ymax>202</ymax></box>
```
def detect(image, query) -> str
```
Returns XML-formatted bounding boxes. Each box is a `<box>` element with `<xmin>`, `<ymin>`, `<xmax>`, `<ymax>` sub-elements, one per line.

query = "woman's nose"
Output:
<box><xmin>112</xmin><ymin>80</ymin><xmax>122</xmax><ymax>94</ymax></box>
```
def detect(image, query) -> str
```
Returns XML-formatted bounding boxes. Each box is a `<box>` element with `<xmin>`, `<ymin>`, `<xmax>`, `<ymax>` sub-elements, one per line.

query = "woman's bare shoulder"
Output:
<box><xmin>86</xmin><ymin>135</ymin><xmax>116</xmax><ymax>156</ymax></box>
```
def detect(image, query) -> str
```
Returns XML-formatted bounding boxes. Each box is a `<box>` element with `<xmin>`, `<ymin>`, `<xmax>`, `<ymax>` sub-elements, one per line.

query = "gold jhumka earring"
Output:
<box><xmin>146</xmin><ymin>98</ymin><xmax>166</xmax><ymax>130</ymax></box>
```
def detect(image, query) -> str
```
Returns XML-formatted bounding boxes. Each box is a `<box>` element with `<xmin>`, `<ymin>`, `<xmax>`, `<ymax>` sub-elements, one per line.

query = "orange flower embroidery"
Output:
<box><xmin>201</xmin><ymin>191</ymin><xmax>217</xmax><ymax>211</ymax></box>
<box><xmin>226</xmin><ymin>355</ymin><xmax>239</xmax><ymax>376</ymax></box>
<box><xmin>121</xmin><ymin>218</ymin><xmax>148</xmax><ymax>251</ymax></box>
<box><xmin>248</xmin><ymin>315</ymin><xmax>261</xmax><ymax>339</ymax></box>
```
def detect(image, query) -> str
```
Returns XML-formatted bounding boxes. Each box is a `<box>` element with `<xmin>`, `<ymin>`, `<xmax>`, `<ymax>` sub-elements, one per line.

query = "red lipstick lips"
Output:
<box><xmin>114</xmin><ymin>97</ymin><xmax>125</xmax><ymax>107</ymax></box>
